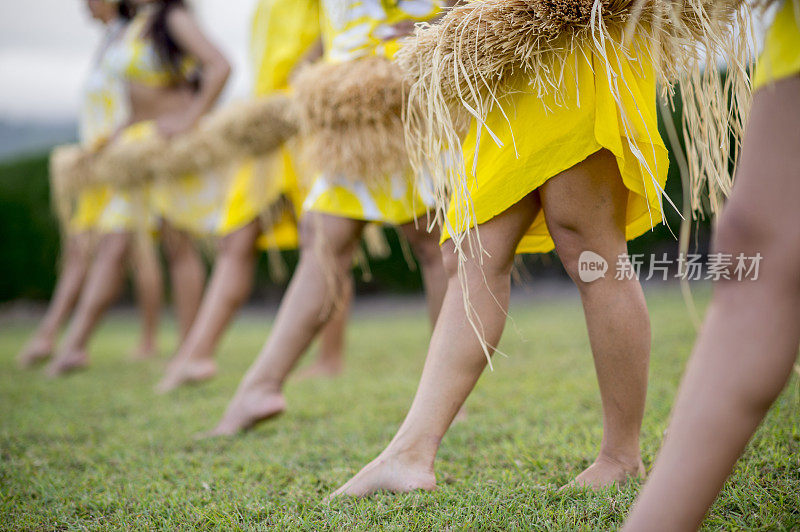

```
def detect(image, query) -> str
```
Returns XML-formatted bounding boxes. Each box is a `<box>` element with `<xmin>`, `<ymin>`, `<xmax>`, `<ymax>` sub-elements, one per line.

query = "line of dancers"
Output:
<box><xmin>16</xmin><ymin>0</ymin><xmax>799</xmax><ymax>528</ymax></box>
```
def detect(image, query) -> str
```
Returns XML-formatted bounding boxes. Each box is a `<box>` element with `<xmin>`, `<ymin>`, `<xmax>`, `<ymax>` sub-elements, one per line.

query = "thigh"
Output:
<box><xmin>218</xmin><ymin>220</ymin><xmax>261</xmax><ymax>257</ymax></box>
<box><xmin>539</xmin><ymin>149</ymin><xmax>629</xmax><ymax>241</ymax></box>
<box><xmin>443</xmin><ymin>190</ymin><xmax>542</xmax><ymax>276</ymax></box>
<box><xmin>302</xmin><ymin>212</ymin><xmax>367</xmax><ymax>257</ymax></box>
<box><xmin>724</xmin><ymin>75</ymin><xmax>800</xmax><ymax>246</ymax></box>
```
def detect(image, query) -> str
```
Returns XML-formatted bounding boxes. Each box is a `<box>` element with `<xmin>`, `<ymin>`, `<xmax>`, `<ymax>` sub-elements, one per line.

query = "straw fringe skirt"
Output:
<box><xmin>98</xmin><ymin>121</ymin><xmax>223</xmax><ymax>235</ymax></box>
<box><xmin>442</xmin><ymin>38</ymin><xmax>669</xmax><ymax>254</ymax></box>
<box><xmin>754</xmin><ymin>0</ymin><xmax>800</xmax><ymax>91</ymax></box>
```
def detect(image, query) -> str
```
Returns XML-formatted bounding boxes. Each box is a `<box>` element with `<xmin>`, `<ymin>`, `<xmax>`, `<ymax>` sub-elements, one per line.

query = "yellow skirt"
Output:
<box><xmin>754</xmin><ymin>0</ymin><xmax>800</xmax><ymax>91</ymax></box>
<box><xmin>303</xmin><ymin>171</ymin><xmax>434</xmax><ymax>226</ymax></box>
<box><xmin>69</xmin><ymin>185</ymin><xmax>111</xmax><ymax>233</ymax></box>
<box><xmin>96</xmin><ymin>187</ymin><xmax>155</xmax><ymax>233</ymax></box>
<box><xmin>97</xmin><ymin>121</ymin><xmax>222</xmax><ymax>235</ymax></box>
<box><xmin>217</xmin><ymin>146</ymin><xmax>306</xmax><ymax>250</ymax></box>
<box><xmin>444</xmin><ymin>39</ymin><xmax>669</xmax><ymax>254</ymax></box>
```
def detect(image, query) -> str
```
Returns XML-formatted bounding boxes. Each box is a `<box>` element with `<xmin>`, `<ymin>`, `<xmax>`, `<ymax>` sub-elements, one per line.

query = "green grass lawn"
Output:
<box><xmin>1</xmin><ymin>286</ymin><xmax>798</xmax><ymax>530</ymax></box>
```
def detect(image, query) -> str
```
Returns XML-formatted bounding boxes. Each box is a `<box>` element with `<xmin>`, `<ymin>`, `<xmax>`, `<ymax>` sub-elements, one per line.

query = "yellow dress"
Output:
<box><xmin>754</xmin><ymin>0</ymin><xmax>800</xmax><ymax>91</ymax></box>
<box><xmin>217</xmin><ymin>0</ymin><xmax>320</xmax><ymax>250</ymax></box>
<box><xmin>444</xmin><ymin>36</ymin><xmax>669</xmax><ymax>254</ymax></box>
<box><xmin>303</xmin><ymin>0</ymin><xmax>443</xmax><ymax>225</ymax></box>
<box><xmin>69</xmin><ymin>21</ymin><xmax>129</xmax><ymax>234</ymax></box>
<box><xmin>99</xmin><ymin>9</ymin><xmax>219</xmax><ymax>236</ymax></box>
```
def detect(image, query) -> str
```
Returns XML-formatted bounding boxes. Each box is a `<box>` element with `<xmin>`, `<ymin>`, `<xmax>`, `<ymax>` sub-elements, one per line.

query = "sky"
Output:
<box><xmin>0</xmin><ymin>0</ymin><xmax>258</xmax><ymax>123</ymax></box>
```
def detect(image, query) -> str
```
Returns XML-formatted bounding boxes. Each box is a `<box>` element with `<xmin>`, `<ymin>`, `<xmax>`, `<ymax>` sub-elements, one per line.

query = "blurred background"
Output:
<box><xmin>0</xmin><ymin>0</ymin><xmax>704</xmax><ymax>305</ymax></box>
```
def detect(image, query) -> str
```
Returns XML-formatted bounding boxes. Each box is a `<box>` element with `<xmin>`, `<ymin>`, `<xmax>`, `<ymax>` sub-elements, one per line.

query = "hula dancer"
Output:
<box><xmin>331</xmin><ymin>0</ymin><xmax>680</xmax><ymax>495</ymax></box>
<box><xmin>624</xmin><ymin>2</ymin><xmax>800</xmax><ymax>529</ymax></box>
<box><xmin>156</xmin><ymin>0</ymin><xmax>352</xmax><ymax>393</ymax></box>
<box><xmin>46</xmin><ymin>0</ymin><xmax>231</xmax><ymax>376</ymax></box>
<box><xmin>200</xmin><ymin>0</ymin><xmax>449</xmax><ymax>437</ymax></box>
<box><xmin>19</xmin><ymin>0</ymin><xmax>163</xmax><ymax>368</ymax></box>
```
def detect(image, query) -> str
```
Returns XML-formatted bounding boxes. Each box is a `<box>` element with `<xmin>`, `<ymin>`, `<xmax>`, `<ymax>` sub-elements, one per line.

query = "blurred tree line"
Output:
<box><xmin>0</xmin><ymin>102</ymin><xmax>712</xmax><ymax>303</ymax></box>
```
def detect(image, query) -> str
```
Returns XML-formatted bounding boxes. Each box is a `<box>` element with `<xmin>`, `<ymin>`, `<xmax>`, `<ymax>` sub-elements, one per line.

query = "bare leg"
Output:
<box><xmin>203</xmin><ymin>213</ymin><xmax>366</xmax><ymax>436</ymax></box>
<box><xmin>45</xmin><ymin>232</ymin><xmax>130</xmax><ymax>376</ymax></box>
<box><xmin>296</xmin><ymin>273</ymin><xmax>353</xmax><ymax>381</ymax></box>
<box><xmin>330</xmin><ymin>193</ymin><xmax>540</xmax><ymax>497</ymax></box>
<box><xmin>161</xmin><ymin>221</ymin><xmax>206</xmax><ymax>341</ymax></box>
<box><xmin>156</xmin><ymin>220</ymin><xmax>260</xmax><ymax>392</ymax></box>
<box><xmin>399</xmin><ymin>220</ymin><xmax>447</xmax><ymax>326</ymax></box>
<box><xmin>540</xmin><ymin>150</ymin><xmax>648</xmax><ymax>488</ymax></box>
<box><xmin>18</xmin><ymin>232</ymin><xmax>93</xmax><ymax>368</ymax></box>
<box><xmin>623</xmin><ymin>77</ymin><xmax>800</xmax><ymax>531</ymax></box>
<box><xmin>129</xmin><ymin>235</ymin><xmax>163</xmax><ymax>360</ymax></box>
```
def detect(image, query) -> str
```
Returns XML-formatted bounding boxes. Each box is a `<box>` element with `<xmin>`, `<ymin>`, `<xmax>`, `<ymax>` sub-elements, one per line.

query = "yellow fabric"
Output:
<box><xmin>218</xmin><ymin>0</ymin><xmax>321</xmax><ymax>250</ymax></box>
<box><xmin>251</xmin><ymin>0</ymin><xmax>320</xmax><ymax>95</ymax></box>
<box><xmin>754</xmin><ymin>0</ymin><xmax>800</xmax><ymax>91</ymax></box>
<box><xmin>70</xmin><ymin>187</ymin><xmax>112</xmax><ymax>232</ymax></box>
<box><xmin>320</xmin><ymin>0</ymin><xmax>443</xmax><ymax>63</ymax></box>
<box><xmin>218</xmin><ymin>147</ymin><xmax>306</xmax><ymax>249</ymax></box>
<box><xmin>304</xmin><ymin>173</ymin><xmax>433</xmax><ymax>225</ymax></box>
<box><xmin>304</xmin><ymin>0</ymin><xmax>441</xmax><ymax>225</ymax></box>
<box><xmin>119</xmin><ymin>9</ymin><xmax>196</xmax><ymax>88</ymax></box>
<box><xmin>444</xmin><ymin>38</ymin><xmax>669</xmax><ymax>254</ymax></box>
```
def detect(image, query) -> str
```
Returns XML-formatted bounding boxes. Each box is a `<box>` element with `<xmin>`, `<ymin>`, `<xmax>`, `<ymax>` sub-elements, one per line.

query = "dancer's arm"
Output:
<box><xmin>159</xmin><ymin>7</ymin><xmax>231</xmax><ymax>137</ymax></box>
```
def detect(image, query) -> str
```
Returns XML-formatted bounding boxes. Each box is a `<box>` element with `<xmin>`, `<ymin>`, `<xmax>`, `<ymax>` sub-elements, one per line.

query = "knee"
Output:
<box><xmin>549</xmin><ymin>223</ymin><xmax>592</xmax><ymax>281</ymax></box>
<box><xmin>713</xmin><ymin>203</ymin><xmax>778</xmax><ymax>258</ymax></box>
<box><xmin>218</xmin><ymin>231</ymin><xmax>256</xmax><ymax>263</ymax></box>
<box><xmin>441</xmin><ymin>242</ymin><xmax>460</xmax><ymax>279</ymax></box>
<box><xmin>64</xmin><ymin>237</ymin><xmax>91</xmax><ymax>265</ymax></box>
<box><xmin>440</xmin><ymin>240</ymin><xmax>515</xmax><ymax>282</ymax></box>
<box><xmin>99</xmin><ymin>233</ymin><xmax>129</xmax><ymax>262</ymax></box>
<box><xmin>406</xmin><ymin>229</ymin><xmax>443</xmax><ymax>270</ymax></box>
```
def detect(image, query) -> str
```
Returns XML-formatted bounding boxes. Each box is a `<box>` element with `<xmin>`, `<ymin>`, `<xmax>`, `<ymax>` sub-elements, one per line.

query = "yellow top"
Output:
<box><xmin>111</xmin><ymin>8</ymin><xmax>196</xmax><ymax>88</ymax></box>
<box><xmin>754</xmin><ymin>0</ymin><xmax>800</xmax><ymax>90</ymax></box>
<box><xmin>250</xmin><ymin>0</ymin><xmax>321</xmax><ymax>95</ymax></box>
<box><xmin>319</xmin><ymin>0</ymin><xmax>442</xmax><ymax>63</ymax></box>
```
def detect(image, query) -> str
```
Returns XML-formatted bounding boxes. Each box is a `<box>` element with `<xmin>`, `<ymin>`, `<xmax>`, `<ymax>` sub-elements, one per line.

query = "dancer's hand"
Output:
<box><xmin>156</xmin><ymin>111</ymin><xmax>197</xmax><ymax>138</ymax></box>
<box><xmin>380</xmin><ymin>19</ymin><xmax>417</xmax><ymax>41</ymax></box>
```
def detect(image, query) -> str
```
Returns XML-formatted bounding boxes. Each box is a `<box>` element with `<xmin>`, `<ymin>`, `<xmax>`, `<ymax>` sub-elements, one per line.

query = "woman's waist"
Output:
<box><xmin>128</xmin><ymin>84</ymin><xmax>194</xmax><ymax>121</ymax></box>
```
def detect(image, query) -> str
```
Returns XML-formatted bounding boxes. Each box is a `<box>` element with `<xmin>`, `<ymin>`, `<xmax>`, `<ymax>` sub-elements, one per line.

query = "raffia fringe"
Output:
<box><xmin>51</xmin><ymin>95</ymin><xmax>297</xmax><ymax>193</ymax></box>
<box><xmin>49</xmin><ymin>144</ymin><xmax>95</xmax><ymax>233</ymax></box>
<box><xmin>292</xmin><ymin>56</ymin><xmax>409</xmax><ymax>187</ymax></box>
<box><xmin>395</xmin><ymin>0</ymin><xmax>755</xmax><ymax>362</ymax></box>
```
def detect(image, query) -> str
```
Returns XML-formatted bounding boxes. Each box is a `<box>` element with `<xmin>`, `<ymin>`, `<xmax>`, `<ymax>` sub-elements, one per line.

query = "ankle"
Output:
<box><xmin>596</xmin><ymin>447</ymin><xmax>643</xmax><ymax>472</ymax></box>
<box><xmin>242</xmin><ymin>374</ymin><xmax>283</xmax><ymax>396</ymax></box>
<box><xmin>384</xmin><ymin>435</ymin><xmax>439</xmax><ymax>473</ymax></box>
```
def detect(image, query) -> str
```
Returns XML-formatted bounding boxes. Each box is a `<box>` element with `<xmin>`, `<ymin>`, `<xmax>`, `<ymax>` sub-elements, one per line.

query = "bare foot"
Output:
<box><xmin>295</xmin><ymin>358</ymin><xmax>344</xmax><ymax>381</ymax></box>
<box><xmin>562</xmin><ymin>454</ymin><xmax>645</xmax><ymax>490</ymax></box>
<box><xmin>328</xmin><ymin>453</ymin><xmax>437</xmax><ymax>499</ymax></box>
<box><xmin>17</xmin><ymin>336</ymin><xmax>54</xmax><ymax>369</ymax></box>
<box><xmin>196</xmin><ymin>387</ymin><xmax>286</xmax><ymax>438</ymax></box>
<box><xmin>155</xmin><ymin>357</ymin><xmax>218</xmax><ymax>394</ymax></box>
<box><xmin>130</xmin><ymin>343</ymin><xmax>158</xmax><ymax>361</ymax></box>
<box><xmin>45</xmin><ymin>348</ymin><xmax>89</xmax><ymax>377</ymax></box>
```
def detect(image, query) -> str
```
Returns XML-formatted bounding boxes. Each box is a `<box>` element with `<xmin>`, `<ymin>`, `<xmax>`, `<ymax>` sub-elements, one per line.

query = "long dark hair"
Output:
<box><xmin>117</xmin><ymin>0</ymin><xmax>135</xmax><ymax>21</ymax></box>
<box><xmin>148</xmin><ymin>0</ymin><xmax>193</xmax><ymax>82</ymax></box>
